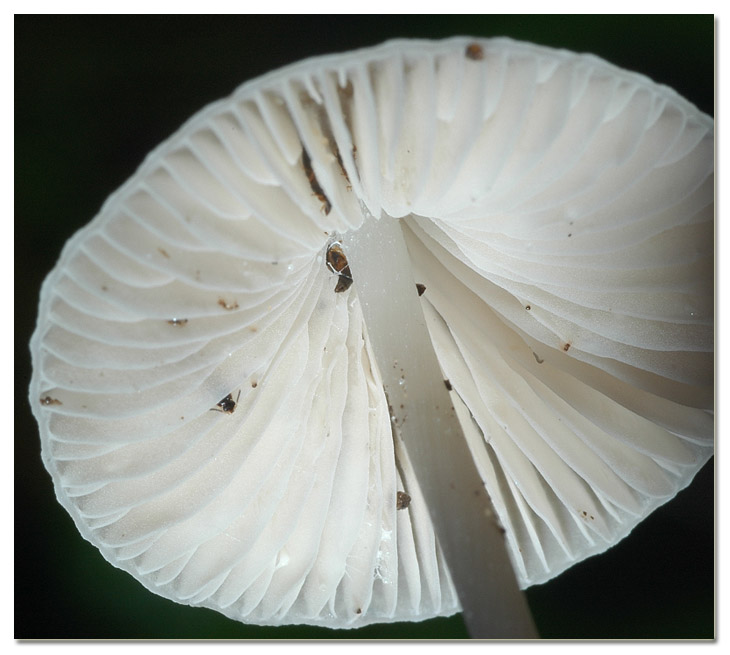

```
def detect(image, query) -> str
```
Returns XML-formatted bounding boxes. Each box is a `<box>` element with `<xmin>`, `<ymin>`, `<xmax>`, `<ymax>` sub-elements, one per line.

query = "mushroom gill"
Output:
<box><xmin>29</xmin><ymin>37</ymin><xmax>713</xmax><ymax>631</ymax></box>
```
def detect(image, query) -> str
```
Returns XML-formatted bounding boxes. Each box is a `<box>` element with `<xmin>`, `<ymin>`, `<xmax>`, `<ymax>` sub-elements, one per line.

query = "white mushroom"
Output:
<box><xmin>29</xmin><ymin>37</ymin><xmax>713</xmax><ymax>635</ymax></box>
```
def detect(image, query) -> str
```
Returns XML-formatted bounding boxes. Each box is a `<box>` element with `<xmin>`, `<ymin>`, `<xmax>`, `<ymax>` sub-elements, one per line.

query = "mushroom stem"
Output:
<box><xmin>344</xmin><ymin>212</ymin><xmax>538</xmax><ymax>639</ymax></box>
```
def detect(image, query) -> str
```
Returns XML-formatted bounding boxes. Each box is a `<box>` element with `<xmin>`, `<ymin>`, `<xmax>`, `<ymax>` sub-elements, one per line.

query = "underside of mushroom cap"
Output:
<box><xmin>30</xmin><ymin>37</ymin><xmax>713</xmax><ymax>628</ymax></box>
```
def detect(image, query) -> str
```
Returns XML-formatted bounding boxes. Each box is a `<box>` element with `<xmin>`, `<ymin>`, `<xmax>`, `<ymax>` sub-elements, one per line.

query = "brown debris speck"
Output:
<box><xmin>334</xmin><ymin>276</ymin><xmax>353</xmax><ymax>293</ymax></box>
<box><xmin>335</xmin><ymin>149</ymin><xmax>352</xmax><ymax>189</ymax></box>
<box><xmin>40</xmin><ymin>396</ymin><xmax>62</xmax><ymax>406</ymax></box>
<box><xmin>157</xmin><ymin>247</ymin><xmax>170</xmax><ymax>258</ymax></box>
<box><xmin>396</xmin><ymin>491</ymin><xmax>411</xmax><ymax>510</ymax></box>
<box><xmin>444</xmin><ymin>379</ymin><xmax>453</xmax><ymax>391</ymax></box>
<box><xmin>416</xmin><ymin>283</ymin><xmax>426</xmax><ymax>296</ymax></box>
<box><xmin>533</xmin><ymin>352</ymin><xmax>544</xmax><ymax>364</ymax></box>
<box><xmin>563</xmin><ymin>342</ymin><xmax>571</xmax><ymax>352</ymax></box>
<box><xmin>210</xmin><ymin>390</ymin><xmax>241</xmax><ymax>415</ymax></box>
<box><xmin>302</xmin><ymin>148</ymin><xmax>332</xmax><ymax>214</ymax></box>
<box><xmin>326</xmin><ymin>242</ymin><xmax>353</xmax><ymax>293</ymax></box>
<box><xmin>465</xmin><ymin>43</ymin><xmax>484</xmax><ymax>60</ymax></box>
<box><xmin>326</xmin><ymin>242</ymin><xmax>348</xmax><ymax>274</ymax></box>
<box><xmin>167</xmin><ymin>318</ymin><xmax>188</xmax><ymax>327</ymax></box>
<box><xmin>218</xmin><ymin>298</ymin><xmax>239</xmax><ymax>311</ymax></box>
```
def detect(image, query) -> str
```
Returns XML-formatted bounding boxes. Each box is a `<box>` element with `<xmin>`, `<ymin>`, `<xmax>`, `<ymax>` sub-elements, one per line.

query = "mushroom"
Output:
<box><xmin>29</xmin><ymin>37</ymin><xmax>713</xmax><ymax>635</ymax></box>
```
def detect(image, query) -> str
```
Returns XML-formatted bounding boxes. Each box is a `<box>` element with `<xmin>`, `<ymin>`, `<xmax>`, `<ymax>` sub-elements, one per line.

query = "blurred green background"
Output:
<box><xmin>15</xmin><ymin>14</ymin><xmax>714</xmax><ymax>639</ymax></box>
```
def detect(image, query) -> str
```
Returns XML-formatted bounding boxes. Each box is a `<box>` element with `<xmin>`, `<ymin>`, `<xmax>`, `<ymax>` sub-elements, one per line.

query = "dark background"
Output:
<box><xmin>15</xmin><ymin>15</ymin><xmax>714</xmax><ymax>639</ymax></box>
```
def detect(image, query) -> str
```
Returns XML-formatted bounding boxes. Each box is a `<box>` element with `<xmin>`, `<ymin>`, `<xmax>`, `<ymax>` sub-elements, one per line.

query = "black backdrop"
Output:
<box><xmin>15</xmin><ymin>14</ymin><xmax>714</xmax><ymax>639</ymax></box>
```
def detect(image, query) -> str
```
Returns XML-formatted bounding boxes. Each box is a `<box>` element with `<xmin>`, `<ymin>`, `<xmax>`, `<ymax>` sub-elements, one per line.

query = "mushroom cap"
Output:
<box><xmin>30</xmin><ymin>37</ymin><xmax>713</xmax><ymax>629</ymax></box>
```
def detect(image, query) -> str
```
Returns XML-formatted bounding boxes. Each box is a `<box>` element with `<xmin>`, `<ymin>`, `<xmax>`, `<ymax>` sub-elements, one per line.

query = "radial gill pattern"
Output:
<box><xmin>30</xmin><ymin>38</ymin><xmax>713</xmax><ymax>628</ymax></box>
